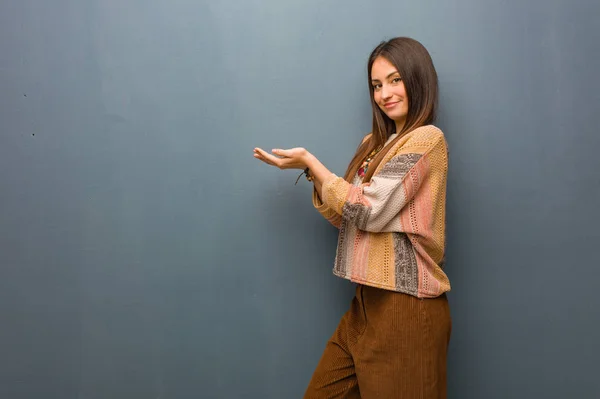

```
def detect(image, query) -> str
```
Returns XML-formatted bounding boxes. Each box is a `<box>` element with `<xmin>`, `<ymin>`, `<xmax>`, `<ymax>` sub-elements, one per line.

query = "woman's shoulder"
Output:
<box><xmin>390</xmin><ymin>125</ymin><xmax>444</xmax><ymax>150</ymax></box>
<box><xmin>405</xmin><ymin>124</ymin><xmax>445</xmax><ymax>143</ymax></box>
<box><xmin>360</xmin><ymin>133</ymin><xmax>373</xmax><ymax>145</ymax></box>
<box><xmin>383</xmin><ymin>125</ymin><xmax>446</xmax><ymax>162</ymax></box>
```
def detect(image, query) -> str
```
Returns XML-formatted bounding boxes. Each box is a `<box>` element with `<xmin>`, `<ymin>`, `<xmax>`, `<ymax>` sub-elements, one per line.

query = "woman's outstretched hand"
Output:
<box><xmin>253</xmin><ymin>147</ymin><xmax>309</xmax><ymax>170</ymax></box>
<box><xmin>253</xmin><ymin>146</ymin><xmax>333</xmax><ymax>199</ymax></box>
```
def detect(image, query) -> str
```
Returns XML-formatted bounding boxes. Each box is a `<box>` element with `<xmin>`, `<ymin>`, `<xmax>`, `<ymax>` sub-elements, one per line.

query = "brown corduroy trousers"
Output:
<box><xmin>304</xmin><ymin>284</ymin><xmax>451</xmax><ymax>399</ymax></box>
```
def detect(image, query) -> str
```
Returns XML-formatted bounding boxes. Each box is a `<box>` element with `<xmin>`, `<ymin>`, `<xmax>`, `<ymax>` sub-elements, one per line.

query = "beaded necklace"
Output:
<box><xmin>357</xmin><ymin>146</ymin><xmax>383</xmax><ymax>177</ymax></box>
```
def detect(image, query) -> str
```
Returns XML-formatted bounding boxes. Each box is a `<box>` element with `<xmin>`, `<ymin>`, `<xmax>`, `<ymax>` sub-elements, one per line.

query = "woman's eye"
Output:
<box><xmin>372</xmin><ymin>84</ymin><xmax>382</xmax><ymax>90</ymax></box>
<box><xmin>392</xmin><ymin>77</ymin><xmax>402</xmax><ymax>83</ymax></box>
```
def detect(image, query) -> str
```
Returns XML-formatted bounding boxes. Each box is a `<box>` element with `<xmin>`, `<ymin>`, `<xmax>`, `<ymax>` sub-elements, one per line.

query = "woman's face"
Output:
<box><xmin>371</xmin><ymin>56</ymin><xmax>409</xmax><ymax>129</ymax></box>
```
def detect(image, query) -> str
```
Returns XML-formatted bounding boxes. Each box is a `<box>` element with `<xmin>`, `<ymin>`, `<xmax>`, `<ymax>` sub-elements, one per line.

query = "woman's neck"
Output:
<box><xmin>394</xmin><ymin>119</ymin><xmax>406</xmax><ymax>135</ymax></box>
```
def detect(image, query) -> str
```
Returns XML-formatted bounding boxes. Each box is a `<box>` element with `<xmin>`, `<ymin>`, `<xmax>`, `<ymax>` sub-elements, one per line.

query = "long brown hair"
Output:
<box><xmin>343</xmin><ymin>37</ymin><xmax>439</xmax><ymax>183</ymax></box>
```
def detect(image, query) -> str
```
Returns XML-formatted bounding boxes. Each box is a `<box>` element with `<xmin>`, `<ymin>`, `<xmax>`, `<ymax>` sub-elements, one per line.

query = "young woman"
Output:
<box><xmin>253</xmin><ymin>37</ymin><xmax>451</xmax><ymax>398</ymax></box>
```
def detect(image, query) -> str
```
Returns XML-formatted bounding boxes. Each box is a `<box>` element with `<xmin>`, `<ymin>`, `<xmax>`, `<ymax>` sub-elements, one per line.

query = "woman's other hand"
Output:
<box><xmin>253</xmin><ymin>147</ymin><xmax>309</xmax><ymax>170</ymax></box>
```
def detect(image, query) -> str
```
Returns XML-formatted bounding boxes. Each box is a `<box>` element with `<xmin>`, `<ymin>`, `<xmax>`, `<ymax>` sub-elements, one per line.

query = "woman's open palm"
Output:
<box><xmin>253</xmin><ymin>147</ymin><xmax>308</xmax><ymax>170</ymax></box>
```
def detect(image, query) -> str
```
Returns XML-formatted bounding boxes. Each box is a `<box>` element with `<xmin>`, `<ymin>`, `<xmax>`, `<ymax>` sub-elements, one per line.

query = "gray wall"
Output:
<box><xmin>1</xmin><ymin>0</ymin><xmax>599</xmax><ymax>398</ymax></box>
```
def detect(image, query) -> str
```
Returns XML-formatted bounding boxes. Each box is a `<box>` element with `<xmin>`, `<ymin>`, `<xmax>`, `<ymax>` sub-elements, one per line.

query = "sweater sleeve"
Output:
<box><xmin>321</xmin><ymin>131</ymin><xmax>445</xmax><ymax>233</ymax></box>
<box><xmin>311</xmin><ymin>133</ymin><xmax>372</xmax><ymax>229</ymax></box>
<box><xmin>311</xmin><ymin>187</ymin><xmax>342</xmax><ymax>229</ymax></box>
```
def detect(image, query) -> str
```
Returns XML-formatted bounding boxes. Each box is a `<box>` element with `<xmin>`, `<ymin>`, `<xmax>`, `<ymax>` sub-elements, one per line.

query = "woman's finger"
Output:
<box><xmin>254</xmin><ymin>148</ymin><xmax>282</xmax><ymax>167</ymax></box>
<box><xmin>255</xmin><ymin>148</ymin><xmax>276</xmax><ymax>162</ymax></box>
<box><xmin>254</xmin><ymin>154</ymin><xmax>274</xmax><ymax>166</ymax></box>
<box><xmin>272</xmin><ymin>148</ymin><xmax>291</xmax><ymax>157</ymax></box>
<box><xmin>254</xmin><ymin>147</ymin><xmax>274</xmax><ymax>158</ymax></box>
<box><xmin>254</xmin><ymin>152</ymin><xmax>275</xmax><ymax>166</ymax></box>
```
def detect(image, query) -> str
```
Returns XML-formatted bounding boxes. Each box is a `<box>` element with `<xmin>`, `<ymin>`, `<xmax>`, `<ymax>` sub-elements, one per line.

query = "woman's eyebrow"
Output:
<box><xmin>371</xmin><ymin>71</ymin><xmax>400</xmax><ymax>82</ymax></box>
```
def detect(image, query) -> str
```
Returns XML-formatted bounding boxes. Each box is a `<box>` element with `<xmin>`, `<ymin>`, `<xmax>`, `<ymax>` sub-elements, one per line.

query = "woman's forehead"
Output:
<box><xmin>371</xmin><ymin>58</ymin><xmax>399</xmax><ymax>79</ymax></box>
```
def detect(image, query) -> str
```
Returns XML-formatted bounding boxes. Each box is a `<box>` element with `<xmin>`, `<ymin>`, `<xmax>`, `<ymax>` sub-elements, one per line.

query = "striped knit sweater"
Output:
<box><xmin>312</xmin><ymin>125</ymin><xmax>451</xmax><ymax>298</ymax></box>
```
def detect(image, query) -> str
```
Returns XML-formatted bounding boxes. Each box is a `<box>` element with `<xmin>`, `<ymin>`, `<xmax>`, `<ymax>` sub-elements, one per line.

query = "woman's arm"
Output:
<box><xmin>318</xmin><ymin>129</ymin><xmax>446</xmax><ymax>233</ymax></box>
<box><xmin>254</xmin><ymin>146</ymin><xmax>342</xmax><ymax>227</ymax></box>
<box><xmin>303</xmin><ymin>152</ymin><xmax>333</xmax><ymax>200</ymax></box>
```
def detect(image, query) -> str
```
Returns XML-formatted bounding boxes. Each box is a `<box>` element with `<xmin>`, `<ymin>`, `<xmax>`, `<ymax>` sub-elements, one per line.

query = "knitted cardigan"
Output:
<box><xmin>312</xmin><ymin>125</ymin><xmax>451</xmax><ymax>298</ymax></box>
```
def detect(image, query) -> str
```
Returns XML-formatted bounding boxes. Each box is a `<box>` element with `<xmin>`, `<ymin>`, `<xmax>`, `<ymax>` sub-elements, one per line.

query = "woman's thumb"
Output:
<box><xmin>272</xmin><ymin>148</ymin><xmax>288</xmax><ymax>156</ymax></box>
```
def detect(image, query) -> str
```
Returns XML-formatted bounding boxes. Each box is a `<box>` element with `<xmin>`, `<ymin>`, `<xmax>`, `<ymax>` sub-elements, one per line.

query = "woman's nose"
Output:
<box><xmin>380</xmin><ymin>85</ymin><xmax>391</xmax><ymax>100</ymax></box>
